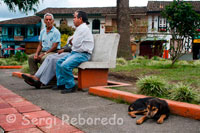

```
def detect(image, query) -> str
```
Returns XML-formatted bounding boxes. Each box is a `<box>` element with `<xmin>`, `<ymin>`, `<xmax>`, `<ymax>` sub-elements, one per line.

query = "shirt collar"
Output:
<box><xmin>45</xmin><ymin>26</ymin><xmax>55</xmax><ymax>32</ymax></box>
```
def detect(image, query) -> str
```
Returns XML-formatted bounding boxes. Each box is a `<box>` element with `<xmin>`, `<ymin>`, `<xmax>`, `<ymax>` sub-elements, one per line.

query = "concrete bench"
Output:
<box><xmin>77</xmin><ymin>33</ymin><xmax>120</xmax><ymax>89</ymax></box>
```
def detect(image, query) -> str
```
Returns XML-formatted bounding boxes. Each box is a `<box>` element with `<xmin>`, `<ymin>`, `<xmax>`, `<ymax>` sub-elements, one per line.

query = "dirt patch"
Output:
<box><xmin>108</xmin><ymin>72</ymin><xmax>138</xmax><ymax>93</ymax></box>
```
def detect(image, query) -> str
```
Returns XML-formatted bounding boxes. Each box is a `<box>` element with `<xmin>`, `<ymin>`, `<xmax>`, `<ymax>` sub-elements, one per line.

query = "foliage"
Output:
<box><xmin>61</xmin><ymin>34</ymin><xmax>70</xmax><ymax>48</ymax></box>
<box><xmin>0</xmin><ymin>52</ymin><xmax>28</xmax><ymax>66</ymax></box>
<box><xmin>116</xmin><ymin>57</ymin><xmax>128</xmax><ymax>66</ymax></box>
<box><xmin>57</xmin><ymin>21</ymin><xmax>74</xmax><ymax>35</ymax></box>
<box><xmin>162</xmin><ymin>0</ymin><xmax>200</xmax><ymax>65</ymax></box>
<box><xmin>2</xmin><ymin>0</ymin><xmax>40</xmax><ymax>13</ymax></box>
<box><xmin>21</xmin><ymin>61</ymin><xmax>30</xmax><ymax>73</ymax></box>
<box><xmin>13</xmin><ymin>51</ymin><xmax>28</xmax><ymax>62</ymax></box>
<box><xmin>169</xmin><ymin>82</ymin><xmax>198</xmax><ymax>103</ymax></box>
<box><xmin>136</xmin><ymin>76</ymin><xmax>168</xmax><ymax>97</ymax></box>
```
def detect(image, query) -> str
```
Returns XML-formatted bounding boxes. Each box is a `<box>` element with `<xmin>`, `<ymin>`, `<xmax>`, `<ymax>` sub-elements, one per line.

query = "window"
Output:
<box><xmin>2</xmin><ymin>27</ymin><xmax>7</xmax><ymax>35</ymax></box>
<box><xmin>159</xmin><ymin>17</ymin><xmax>167</xmax><ymax>27</ymax></box>
<box><xmin>158</xmin><ymin>17</ymin><xmax>167</xmax><ymax>32</ymax></box>
<box><xmin>152</xmin><ymin>16</ymin><xmax>155</xmax><ymax>30</ymax></box>
<box><xmin>92</xmin><ymin>19</ymin><xmax>100</xmax><ymax>34</ymax></box>
<box><xmin>8</xmin><ymin>27</ymin><xmax>14</xmax><ymax>37</ymax></box>
<box><xmin>15</xmin><ymin>27</ymin><xmax>21</xmax><ymax>36</ymax></box>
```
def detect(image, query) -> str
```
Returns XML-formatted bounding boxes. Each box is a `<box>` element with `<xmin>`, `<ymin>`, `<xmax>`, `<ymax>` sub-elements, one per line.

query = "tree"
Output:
<box><xmin>117</xmin><ymin>0</ymin><xmax>132</xmax><ymax>60</ymax></box>
<box><xmin>162</xmin><ymin>0</ymin><xmax>200</xmax><ymax>65</ymax></box>
<box><xmin>2</xmin><ymin>0</ymin><xmax>40</xmax><ymax>13</ymax></box>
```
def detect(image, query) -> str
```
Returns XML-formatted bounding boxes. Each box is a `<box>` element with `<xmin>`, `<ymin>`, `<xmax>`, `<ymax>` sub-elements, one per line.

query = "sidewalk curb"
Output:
<box><xmin>0</xmin><ymin>66</ymin><xmax>22</xmax><ymax>69</ymax></box>
<box><xmin>89</xmin><ymin>87</ymin><xmax>200</xmax><ymax>120</ymax></box>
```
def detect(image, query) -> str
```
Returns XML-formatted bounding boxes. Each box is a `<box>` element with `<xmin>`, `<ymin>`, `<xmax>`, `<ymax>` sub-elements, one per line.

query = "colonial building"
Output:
<box><xmin>0</xmin><ymin>16</ymin><xmax>41</xmax><ymax>55</ymax></box>
<box><xmin>146</xmin><ymin>1</ymin><xmax>200</xmax><ymax>59</ymax></box>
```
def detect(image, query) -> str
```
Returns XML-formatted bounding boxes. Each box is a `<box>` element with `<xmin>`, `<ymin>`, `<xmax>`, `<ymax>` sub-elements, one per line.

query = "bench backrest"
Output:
<box><xmin>78</xmin><ymin>33</ymin><xmax>120</xmax><ymax>69</ymax></box>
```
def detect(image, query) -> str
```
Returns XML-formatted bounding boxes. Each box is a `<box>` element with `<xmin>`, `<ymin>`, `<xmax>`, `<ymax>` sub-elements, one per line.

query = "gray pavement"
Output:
<box><xmin>0</xmin><ymin>69</ymin><xmax>199</xmax><ymax>133</ymax></box>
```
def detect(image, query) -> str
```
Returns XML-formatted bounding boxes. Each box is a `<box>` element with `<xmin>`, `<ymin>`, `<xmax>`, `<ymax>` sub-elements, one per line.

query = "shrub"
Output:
<box><xmin>9</xmin><ymin>61</ymin><xmax>19</xmax><ymax>65</ymax></box>
<box><xmin>0</xmin><ymin>59</ymin><xmax>7</xmax><ymax>66</ymax></box>
<box><xmin>61</xmin><ymin>34</ymin><xmax>70</xmax><ymax>47</ymax></box>
<box><xmin>177</xmin><ymin>60</ymin><xmax>189</xmax><ymax>65</ymax></box>
<box><xmin>151</xmin><ymin>56</ymin><xmax>166</xmax><ymax>61</ymax></box>
<box><xmin>13</xmin><ymin>51</ymin><xmax>28</xmax><ymax>62</ymax></box>
<box><xmin>192</xmin><ymin>60</ymin><xmax>200</xmax><ymax>66</ymax></box>
<box><xmin>116</xmin><ymin>58</ymin><xmax>127</xmax><ymax>66</ymax></box>
<box><xmin>169</xmin><ymin>83</ymin><xmax>198</xmax><ymax>103</ymax></box>
<box><xmin>21</xmin><ymin>61</ymin><xmax>30</xmax><ymax>73</ymax></box>
<box><xmin>136</xmin><ymin>75</ymin><xmax>168</xmax><ymax>97</ymax></box>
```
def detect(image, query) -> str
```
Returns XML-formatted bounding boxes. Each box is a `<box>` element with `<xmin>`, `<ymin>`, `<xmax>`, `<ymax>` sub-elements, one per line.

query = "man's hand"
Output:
<box><xmin>38</xmin><ymin>53</ymin><xmax>45</xmax><ymax>60</ymax></box>
<box><xmin>57</xmin><ymin>49</ymin><xmax>64</xmax><ymax>54</ymax></box>
<box><xmin>34</xmin><ymin>54</ymin><xmax>39</xmax><ymax>60</ymax></box>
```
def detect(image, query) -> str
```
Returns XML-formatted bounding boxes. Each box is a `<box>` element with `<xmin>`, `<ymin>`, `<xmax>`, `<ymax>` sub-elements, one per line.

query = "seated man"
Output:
<box><xmin>22</xmin><ymin>36</ymin><xmax>72</xmax><ymax>89</ymax></box>
<box><xmin>56</xmin><ymin>11</ymin><xmax>94</xmax><ymax>94</ymax></box>
<box><xmin>28</xmin><ymin>13</ymin><xmax>61</xmax><ymax>75</ymax></box>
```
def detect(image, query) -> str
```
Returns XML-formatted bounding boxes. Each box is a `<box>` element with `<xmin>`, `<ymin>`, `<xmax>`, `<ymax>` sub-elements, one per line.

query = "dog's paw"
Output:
<box><xmin>128</xmin><ymin>112</ymin><xmax>136</xmax><ymax>118</ymax></box>
<box><xmin>136</xmin><ymin>119</ymin><xmax>143</xmax><ymax>125</ymax></box>
<box><xmin>157</xmin><ymin>119</ymin><xmax>164</xmax><ymax>124</ymax></box>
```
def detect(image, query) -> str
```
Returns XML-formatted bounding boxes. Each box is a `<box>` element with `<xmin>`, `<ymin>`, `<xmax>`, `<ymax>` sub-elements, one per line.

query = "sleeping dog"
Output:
<box><xmin>128</xmin><ymin>97</ymin><xmax>170</xmax><ymax>125</ymax></box>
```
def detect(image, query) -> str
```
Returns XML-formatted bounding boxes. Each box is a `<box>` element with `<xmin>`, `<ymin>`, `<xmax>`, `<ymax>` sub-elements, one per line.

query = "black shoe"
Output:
<box><xmin>52</xmin><ymin>85</ymin><xmax>65</xmax><ymax>90</ymax></box>
<box><xmin>22</xmin><ymin>74</ymin><xmax>41</xmax><ymax>89</ymax></box>
<box><xmin>61</xmin><ymin>86</ymin><xmax>77</xmax><ymax>94</ymax></box>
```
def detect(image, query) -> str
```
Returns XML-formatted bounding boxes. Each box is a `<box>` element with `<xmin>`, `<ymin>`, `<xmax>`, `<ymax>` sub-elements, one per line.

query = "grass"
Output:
<box><xmin>110</xmin><ymin>57</ymin><xmax>200</xmax><ymax>104</ymax></box>
<box><xmin>111</xmin><ymin>58</ymin><xmax>200</xmax><ymax>91</ymax></box>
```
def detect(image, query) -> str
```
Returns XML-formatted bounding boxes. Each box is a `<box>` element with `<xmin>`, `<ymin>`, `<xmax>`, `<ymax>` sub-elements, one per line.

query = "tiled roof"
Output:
<box><xmin>0</xmin><ymin>16</ymin><xmax>41</xmax><ymax>25</ymax></box>
<box><xmin>36</xmin><ymin>7</ymin><xmax>147</xmax><ymax>16</ymax></box>
<box><xmin>147</xmin><ymin>1</ymin><xmax>200</xmax><ymax>12</ymax></box>
<box><xmin>130</xmin><ymin>7</ymin><xmax>147</xmax><ymax>14</ymax></box>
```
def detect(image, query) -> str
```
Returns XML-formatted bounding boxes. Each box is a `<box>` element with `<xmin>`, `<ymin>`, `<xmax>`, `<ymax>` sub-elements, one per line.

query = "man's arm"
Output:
<box><xmin>34</xmin><ymin>42</ymin><xmax>42</xmax><ymax>60</ymax></box>
<box><xmin>38</xmin><ymin>42</ymin><xmax>58</xmax><ymax>59</ymax></box>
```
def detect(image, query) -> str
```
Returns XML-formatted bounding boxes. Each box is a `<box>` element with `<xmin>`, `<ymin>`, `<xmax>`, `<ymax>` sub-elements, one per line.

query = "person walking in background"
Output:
<box><xmin>56</xmin><ymin>11</ymin><xmax>94</xmax><ymax>94</ymax></box>
<box><xmin>28</xmin><ymin>13</ymin><xmax>61</xmax><ymax>75</ymax></box>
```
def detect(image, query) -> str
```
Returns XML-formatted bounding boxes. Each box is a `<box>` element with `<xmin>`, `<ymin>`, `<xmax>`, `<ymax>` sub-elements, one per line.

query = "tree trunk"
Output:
<box><xmin>117</xmin><ymin>0</ymin><xmax>132</xmax><ymax>60</ymax></box>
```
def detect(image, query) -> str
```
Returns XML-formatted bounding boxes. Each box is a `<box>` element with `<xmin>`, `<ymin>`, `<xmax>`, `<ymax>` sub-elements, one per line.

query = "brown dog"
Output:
<box><xmin>128</xmin><ymin>97</ymin><xmax>170</xmax><ymax>125</ymax></box>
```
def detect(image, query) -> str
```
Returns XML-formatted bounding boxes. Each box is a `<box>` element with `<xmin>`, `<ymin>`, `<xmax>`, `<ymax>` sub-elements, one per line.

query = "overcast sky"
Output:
<box><xmin>0</xmin><ymin>0</ymin><xmax>176</xmax><ymax>21</ymax></box>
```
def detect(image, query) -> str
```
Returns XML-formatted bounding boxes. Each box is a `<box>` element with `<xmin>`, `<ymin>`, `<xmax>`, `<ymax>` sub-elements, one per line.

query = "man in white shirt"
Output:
<box><xmin>56</xmin><ymin>11</ymin><xmax>94</xmax><ymax>94</ymax></box>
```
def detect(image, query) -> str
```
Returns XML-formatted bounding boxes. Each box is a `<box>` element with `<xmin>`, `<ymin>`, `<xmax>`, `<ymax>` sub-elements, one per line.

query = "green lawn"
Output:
<box><xmin>110</xmin><ymin>57</ymin><xmax>200</xmax><ymax>93</ymax></box>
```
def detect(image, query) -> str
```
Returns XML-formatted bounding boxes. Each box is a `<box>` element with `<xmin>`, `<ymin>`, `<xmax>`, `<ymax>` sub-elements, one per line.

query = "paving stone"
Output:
<box><xmin>0</xmin><ymin>98</ymin><xmax>4</xmax><ymax>103</ymax></box>
<box><xmin>32</xmin><ymin>116</ymin><xmax>62</xmax><ymax>128</ymax></box>
<box><xmin>16</xmin><ymin>104</ymin><xmax>41</xmax><ymax>113</ymax></box>
<box><xmin>0</xmin><ymin>102</ymin><xmax>11</xmax><ymax>109</ymax></box>
<box><xmin>0</xmin><ymin>113</ymin><xmax>35</xmax><ymax>132</ymax></box>
<box><xmin>39</xmin><ymin>122</ymin><xmax>80</xmax><ymax>133</ymax></box>
<box><xmin>23</xmin><ymin>110</ymin><xmax>52</xmax><ymax>120</ymax></box>
<box><xmin>0</xmin><ymin>94</ymin><xmax>21</xmax><ymax>100</ymax></box>
<box><xmin>5</xmin><ymin>97</ymin><xmax>25</xmax><ymax>103</ymax></box>
<box><xmin>7</xmin><ymin>127</ymin><xmax>43</xmax><ymax>133</ymax></box>
<box><xmin>0</xmin><ymin>108</ymin><xmax>18</xmax><ymax>115</ymax></box>
<box><xmin>9</xmin><ymin>101</ymin><xmax>33</xmax><ymax>107</ymax></box>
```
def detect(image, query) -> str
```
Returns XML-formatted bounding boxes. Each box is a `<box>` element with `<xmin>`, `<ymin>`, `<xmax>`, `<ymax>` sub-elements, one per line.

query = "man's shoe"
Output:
<box><xmin>52</xmin><ymin>85</ymin><xmax>65</xmax><ymax>90</ymax></box>
<box><xmin>22</xmin><ymin>74</ymin><xmax>41</xmax><ymax>89</ymax></box>
<box><xmin>61</xmin><ymin>86</ymin><xmax>76</xmax><ymax>94</ymax></box>
<box><xmin>33</xmin><ymin>80</ymin><xmax>41</xmax><ymax>89</ymax></box>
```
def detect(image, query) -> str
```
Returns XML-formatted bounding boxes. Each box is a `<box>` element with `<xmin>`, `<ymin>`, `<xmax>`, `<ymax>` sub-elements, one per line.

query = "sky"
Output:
<box><xmin>0</xmin><ymin>0</ymin><xmax>175</xmax><ymax>21</ymax></box>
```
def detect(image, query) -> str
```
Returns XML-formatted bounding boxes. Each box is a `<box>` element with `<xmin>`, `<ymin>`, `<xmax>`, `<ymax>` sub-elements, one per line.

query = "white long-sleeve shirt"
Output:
<box><xmin>72</xmin><ymin>23</ymin><xmax>94</xmax><ymax>54</ymax></box>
